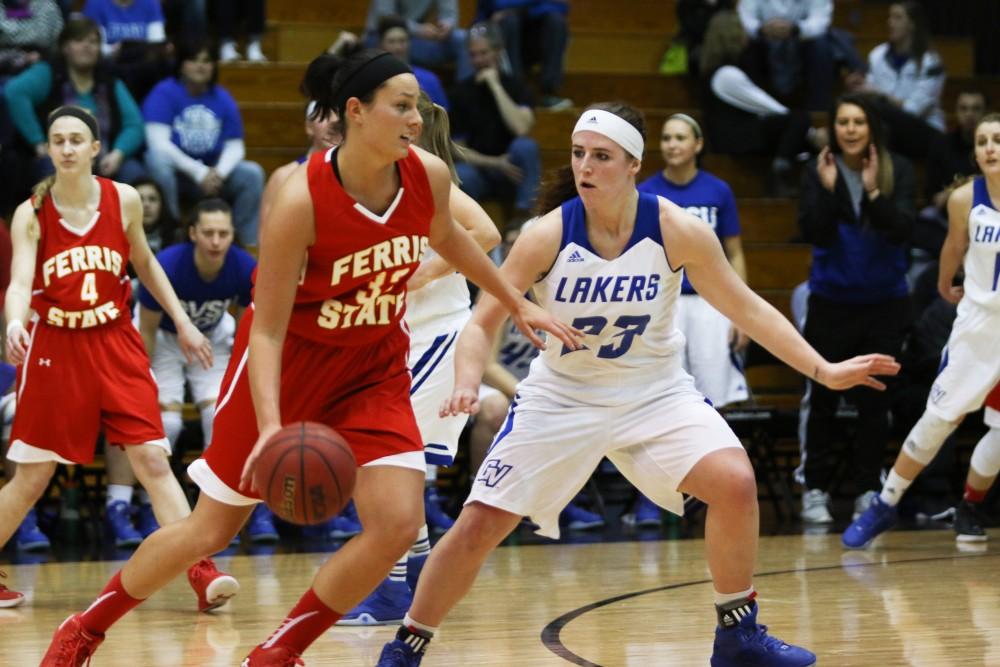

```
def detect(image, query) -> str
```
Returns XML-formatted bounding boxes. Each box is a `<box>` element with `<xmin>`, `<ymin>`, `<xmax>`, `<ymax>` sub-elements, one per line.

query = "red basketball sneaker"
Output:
<box><xmin>241</xmin><ymin>644</ymin><xmax>304</xmax><ymax>666</ymax></box>
<box><xmin>0</xmin><ymin>571</ymin><xmax>24</xmax><ymax>608</ymax></box>
<box><xmin>187</xmin><ymin>558</ymin><xmax>239</xmax><ymax>612</ymax></box>
<box><xmin>39</xmin><ymin>613</ymin><xmax>104</xmax><ymax>666</ymax></box>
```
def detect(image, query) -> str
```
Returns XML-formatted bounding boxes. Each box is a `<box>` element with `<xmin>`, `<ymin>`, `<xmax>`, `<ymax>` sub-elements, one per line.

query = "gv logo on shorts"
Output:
<box><xmin>477</xmin><ymin>459</ymin><xmax>513</xmax><ymax>488</ymax></box>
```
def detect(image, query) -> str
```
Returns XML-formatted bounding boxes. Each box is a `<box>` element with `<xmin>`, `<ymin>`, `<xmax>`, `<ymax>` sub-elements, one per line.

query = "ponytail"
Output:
<box><xmin>416</xmin><ymin>91</ymin><xmax>460</xmax><ymax>185</ymax></box>
<box><xmin>532</xmin><ymin>166</ymin><xmax>577</xmax><ymax>218</ymax></box>
<box><xmin>28</xmin><ymin>175</ymin><xmax>55</xmax><ymax>240</ymax></box>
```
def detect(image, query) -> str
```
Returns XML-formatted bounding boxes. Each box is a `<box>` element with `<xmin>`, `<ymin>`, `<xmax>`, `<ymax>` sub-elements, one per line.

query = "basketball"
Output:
<box><xmin>253</xmin><ymin>422</ymin><xmax>356</xmax><ymax>525</ymax></box>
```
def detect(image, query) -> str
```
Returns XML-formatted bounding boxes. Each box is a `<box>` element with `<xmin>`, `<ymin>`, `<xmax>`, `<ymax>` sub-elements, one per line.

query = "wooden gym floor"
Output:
<box><xmin>2</xmin><ymin>529</ymin><xmax>998</xmax><ymax>666</ymax></box>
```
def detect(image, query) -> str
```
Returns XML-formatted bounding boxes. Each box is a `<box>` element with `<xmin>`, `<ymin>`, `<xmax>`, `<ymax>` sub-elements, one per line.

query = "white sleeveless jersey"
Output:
<box><xmin>405</xmin><ymin>246</ymin><xmax>471</xmax><ymax>334</ymax></box>
<box><xmin>524</xmin><ymin>192</ymin><xmax>684</xmax><ymax>397</ymax></box>
<box><xmin>965</xmin><ymin>178</ymin><xmax>1000</xmax><ymax>309</ymax></box>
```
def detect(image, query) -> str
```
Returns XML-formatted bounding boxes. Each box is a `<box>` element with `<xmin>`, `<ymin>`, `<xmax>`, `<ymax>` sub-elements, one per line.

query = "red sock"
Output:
<box><xmin>964</xmin><ymin>484</ymin><xmax>988</xmax><ymax>504</ymax></box>
<box><xmin>262</xmin><ymin>588</ymin><xmax>341</xmax><ymax>655</ymax></box>
<box><xmin>79</xmin><ymin>571</ymin><xmax>145</xmax><ymax>634</ymax></box>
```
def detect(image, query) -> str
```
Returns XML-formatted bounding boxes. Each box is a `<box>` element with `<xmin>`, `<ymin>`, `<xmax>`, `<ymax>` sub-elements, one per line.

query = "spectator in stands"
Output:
<box><xmin>476</xmin><ymin>0</ymin><xmax>572</xmax><ymax>110</ymax></box>
<box><xmin>376</xmin><ymin>15</ymin><xmax>449</xmax><ymax>109</ymax></box>
<box><xmin>737</xmin><ymin>0</ymin><xmax>835</xmax><ymax>111</ymax></box>
<box><xmin>848</xmin><ymin>2</ymin><xmax>945</xmax><ymax>160</ymax></box>
<box><xmin>699</xmin><ymin>10</ymin><xmax>817</xmax><ymax>197</ymax></box>
<box><xmin>142</xmin><ymin>38</ymin><xmax>265</xmax><ymax>247</ymax></box>
<box><xmin>3</xmin><ymin>17</ymin><xmax>146</xmax><ymax>184</ymax></box>
<box><xmin>0</xmin><ymin>0</ymin><xmax>63</xmax><ymax>77</ymax></box>
<box><xmin>160</xmin><ymin>0</ymin><xmax>206</xmax><ymax>44</ymax></box>
<box><xmin>797</xmin><ymin>92</ymin><xmax>915</xmax><ymax>525</ymax></box>
<box><xmin>82</xmin><ymin>0</ymin><xmax>172</xmax><ymax>100</ymax></box>
<box><xmin>450</xmin><ymin>21</ymin><xmax>540</xmax><ymax>225</ymax></box>
<box><xmin>216</xmin><ymin>0</ymin><xmax>266</xmax><ymax>63</ymax></box>
<box><xmin>365</xmin><ymin>0</ymin><xmax>471</xmax><ymax>80</ymax></box>
<box><xmin>134</xmin><ymin>178</ymin><xmax>177</xmax><ymax>254</ymax></box>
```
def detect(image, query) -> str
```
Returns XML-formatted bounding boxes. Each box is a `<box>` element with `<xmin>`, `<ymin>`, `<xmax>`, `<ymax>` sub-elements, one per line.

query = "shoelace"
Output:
<box><xmin>190</xmin><ymin>559</ymin><xmax>215</xmax><ymax>582</ymax></box>
<box><xmin>54</xmin><ymin>628</ymin><xmax>95</xmax><ymax>667</ymax></box>
<box><xmin>745</xmin><ymin>624</ymin><xmax>789</xmax><ymax>652</ymax></box>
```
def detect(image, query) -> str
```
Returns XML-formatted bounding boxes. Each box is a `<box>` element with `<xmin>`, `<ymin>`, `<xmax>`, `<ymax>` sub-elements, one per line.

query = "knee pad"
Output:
<box><xmin>162</xmin><ymin>410</ymin><xmax>183</xmax><ymax>448</ymax></box>
<box><xmin>199</xmin><ymin>404</ymin><xmax>215</xmax><ymax>448</ymax></box>
<box><xmin>902</xmin><ymin>412</ymin><xmax>960</xmax><ymax>465</ymax></box>
<box><xmin>971</xmin><ymin>428</ymin><xmax>1000</xmax><ymax>478</ymax></box>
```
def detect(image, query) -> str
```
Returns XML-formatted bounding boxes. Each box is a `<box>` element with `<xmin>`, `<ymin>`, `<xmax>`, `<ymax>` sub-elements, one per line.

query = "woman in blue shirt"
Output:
<box><xmin>142</xmin><ymin>37</ymin><xmax>265</xmax><ymax>247</ymax></box>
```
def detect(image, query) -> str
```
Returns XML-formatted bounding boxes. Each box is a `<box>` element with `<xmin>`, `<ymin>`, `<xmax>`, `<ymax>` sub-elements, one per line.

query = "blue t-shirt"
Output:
<box><xmin>138</xmin><ymin>243</ymin><xmax>256</xmax><ymax>333</ymax></box>
<box><xmin>84</xmin><ymin>0</ymin><xmax>163</xmax><ymax>44</ymax></box>
<box><xmin>142</xmin><ymin>77</ymin><xmax>243</xmax><ymax>166</ymax></box>
<box><xmin>637</xmin><ymin>170</ymin><xmax>740</xmax><ymax>294</ymax></box>
<box><xmin>413</xmin><ymin>65</ymin><xmax>449</xmax><ymax>110</ymax></box>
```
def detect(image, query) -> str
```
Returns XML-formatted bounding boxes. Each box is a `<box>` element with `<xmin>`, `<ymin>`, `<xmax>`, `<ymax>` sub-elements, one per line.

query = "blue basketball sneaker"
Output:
<box><xmin>337</xmin><ymin>578</ymin><xmax>411</xmax><ymax>626</ymax></box>
<box><xmin>105</xmin><ymin>500</ymin><xmax>142</xmax><ymax>548</ymax></box>
<box><xmin>247</xmin><ymin>504</ymin><xmax>279</xmax><ymax>543</ymax></box>
<box><xmin>135</xmin><ymin>502</ymin><xmax>159</xmax><ymax>538</ymax></box>
<box><xmin>711</xmin><ymin>601</ymin><xmax>815</xmax><ymax>666</ymax></box>
<box><xmin>424</xmin><ymin>487</ymin><xmax>454</xmax><ymax>533</ymax></box>
<box><xmin>559</xmin><ymin>502</ymin><xmax>605</xmax><ymax>530</ymax></box>
<box><xmin>15</xmin><ymin>508</ymin><xmax>50</xmax><ymax>551</ymax></box>
<box><xmin>328</xmin><ymin>501</ymin><xmax>362</xmax><ymax>539</ymax></box>
<box><xmin>841</xmin><ymin>494</ymin><xmax>897</xmax><ymax>549</ymax></box>
<box><xmin>377</xmin><ymin>627</ymin><xmax>431</xmax><ymax>666</ymax></box>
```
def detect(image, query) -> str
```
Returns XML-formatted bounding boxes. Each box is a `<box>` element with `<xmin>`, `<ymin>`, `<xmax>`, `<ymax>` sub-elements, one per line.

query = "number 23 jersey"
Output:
<box><xmin>32</xmin><ymin>176</ymin><xmax>131</xmax><ymax>329</ymax></box>
<box><xmin>528</xmin><ymin>192</ymin><xmax>683</xmax><ymax>393</ymax></box>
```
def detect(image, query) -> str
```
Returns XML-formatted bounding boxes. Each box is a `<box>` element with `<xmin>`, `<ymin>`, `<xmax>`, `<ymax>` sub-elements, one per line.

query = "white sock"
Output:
<box><xmin>403</xmin><ymin>613</ymin><xmax>438</xmax><ymax>636</ymax></box>
<box><xmin>106</xmin><ymin>484</ymin><xmax>133</xmax><ymax>506</ymax></box>
<box><xmin>409</xmin><ymin>524</ymin><xmax>431</xmax><ymax>557</ymax></box>
<box><xmin>389</xmin><ymin>556</ymin><xmax>408</xmax><ymax>584</ymax></box>
<box><xmin>162</xmin><ymin>410</ymin><xmax>183</xmax><ymax>448</ymax></box>
<box><xmin>714</xmin><ymin>586</ymin><xmax>754</xmax><ymax>607</ymax></box>
<box><xmin>425</xmin><ymin>464</ymin><xmax>438</xmax><ymax>483</ymax></box>
<box><xmin>137</xmin><ymin>489</ymin><xmax>151</xmax><ymax>505</ymax></box>
<box><xmin>879</xmin><ymin>469</ymin><xmax>913</xmax><ymax>507</ymax></box>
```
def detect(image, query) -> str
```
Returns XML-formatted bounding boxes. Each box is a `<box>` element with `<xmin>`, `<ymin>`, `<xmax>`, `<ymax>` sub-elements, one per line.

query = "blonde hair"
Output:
<box><xmin>416</xmin><ymin>91</ymin><xmax>461</xmax><ymax>185</ymax></box>
<box><xmin>28</xmin><ymin>176</ymin><xmax>56</xmax><ymax>240</ymax></box>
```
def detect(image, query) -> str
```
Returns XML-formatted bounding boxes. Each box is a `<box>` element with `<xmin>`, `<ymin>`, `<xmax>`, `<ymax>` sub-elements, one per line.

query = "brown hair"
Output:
<box><xmin>416</xmin><ymin>91</ymin><xmax>460</xmax><ymax>185</ymax></box>
<box><xmin>829</xmin><ymin>93</ymin><xmax>895</xmax><ymax>196</ymax></box>
<box><xmin>533</xmin><ymin>101</ymin><xmax>646</xmax><ymax>217</ymax></box>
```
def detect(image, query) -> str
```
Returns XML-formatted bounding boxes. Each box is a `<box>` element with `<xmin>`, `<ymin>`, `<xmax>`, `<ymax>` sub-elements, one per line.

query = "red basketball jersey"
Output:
<box><xmin>31</xmin><ymin>177</ymin><xmax>131</xmax><ymax>329</ymax></box>
<box><xmin>288</xmin><ymin>146</ymin><xmax>433</xmax><ymax>345</ymax></box>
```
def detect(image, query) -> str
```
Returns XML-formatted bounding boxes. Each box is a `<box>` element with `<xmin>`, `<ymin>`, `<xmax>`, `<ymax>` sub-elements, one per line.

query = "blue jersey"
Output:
<box><xmin>638</xmin><ymin>170</ymin><xmax>739</xmax><ymax>294</ymax></box>
<box><xmin>142</xmin><ymin>77</ymin><xmax>243</xmax><ymax>166</ymax></box>
<box><xmin>138</xmin><ymin>243</ymin><xmax>256</xmax><ymax>333</ymax></box>
<box><xmin>527</xmin><ymin>192</ymin><xmax>683</xmax><ymax>391</ymax></box>
<box><xmin>84</xmin><ymin>0</ymin><xmax>163</xmax><ymax>44</ymax></box>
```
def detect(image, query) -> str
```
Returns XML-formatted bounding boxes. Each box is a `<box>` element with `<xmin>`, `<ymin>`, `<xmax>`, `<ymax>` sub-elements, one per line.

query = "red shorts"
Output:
<box><xmin>195</xmin><ymin>308</ymin><xmax>423</xmax><ymax>502</ymax></box>
<box><xmin>9</xmin><ymin>318</ymin><xmax>166</xmax><ymax>464</ymax></box>
<box><xmin>987</xmin><ymin>383</ymin><xmax>1000</xmax><ymax>412</ymax></box>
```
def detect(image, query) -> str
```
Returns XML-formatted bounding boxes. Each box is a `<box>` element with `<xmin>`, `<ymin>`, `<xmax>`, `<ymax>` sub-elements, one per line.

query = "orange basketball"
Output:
<box><xmin>253</xmin><ymin>422</ymin><xmax>356</xmax><ymax>525</ymax></box>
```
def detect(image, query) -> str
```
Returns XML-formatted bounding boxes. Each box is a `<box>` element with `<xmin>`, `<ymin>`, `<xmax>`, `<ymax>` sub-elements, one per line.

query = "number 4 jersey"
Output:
<box><xmin>32</xmin><ymin>176</ymin><xmax>131</xmax><ymax>329</ymax></box>
<box><xmin>527</xmin><ymin>192</ymin><xmax>684</xmax><ymax>395</ymax></box>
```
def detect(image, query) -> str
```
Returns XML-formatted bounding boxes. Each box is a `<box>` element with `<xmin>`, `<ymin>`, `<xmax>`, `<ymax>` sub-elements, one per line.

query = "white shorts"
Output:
<box><xmin>988</xmin><ymin>407</ymin><xmax>1000</xmax><ymax>429</ymax></box>
<box><xmin>466</xmin><ymin>376</ymin><xmax>743</xmax><ymax>539</ymax></box>
<box><xmin>675</xmin><ymin>294</ymin><xmax>748</xmax><ymax>408</ymax></box>
<box><xmin>153</xmin><ymin>313</ymin><xmax>235</xmax><ymax>407</ymax></box>
<box><xmin>409</xmin><ymin>314</ymin><xmax>470</xmax><ymax>466</ymax></box>
<box><xmin>926</xmin><ymin>299</ymin><xmax>1000</xmax><ymax>422</ymax></box>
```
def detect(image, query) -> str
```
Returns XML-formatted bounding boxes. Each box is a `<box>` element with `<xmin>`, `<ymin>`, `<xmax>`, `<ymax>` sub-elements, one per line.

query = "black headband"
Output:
<box><xmin>47</xmin><ymin>105</ymin><xmax>100</xmax><ymax>141</ymax></box>
<box><xmin>332</xmin><ymin>52</ymin><xmax>412</xmax><ymax>110</ymax></box>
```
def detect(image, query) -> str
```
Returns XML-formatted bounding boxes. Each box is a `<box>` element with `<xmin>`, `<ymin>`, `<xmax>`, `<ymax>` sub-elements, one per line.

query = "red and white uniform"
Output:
<box><xmin>191</xmin><ymin>147</ymin><xmax>434</xmax><ymax>505</ymax></box>
<box><xmin>986</xmin><ymin>383</ymin><xmax>1000</xmax><ymax>429</ymax></box>
<box><xmin>8</xmin><ymin>177</ymin><xmax>167</xmax><ymax>464</ymax></box>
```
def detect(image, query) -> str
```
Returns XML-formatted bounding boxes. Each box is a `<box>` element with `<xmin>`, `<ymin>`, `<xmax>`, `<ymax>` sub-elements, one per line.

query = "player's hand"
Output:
<box><xmin>938</xmin><ymin>283</ymin><xmax>964</xmax><ymax>304</ymax></box>
<box><xmin>177</xmin><ymin>321</ymin><xmax>213</xmax><ymax>369</ymax></box>
<box><xmin>5</xmin><ymin>320</ymin><xmax>30</xmax><ymax>365</ymax></box>
<box><xmin>510</xmin><ymin>297</ymin><xmax>583</xmax><ymax>351</ymax></box>
<box><xmin>441</xmin><ymin>386</ymin><xmax>480</xmax><ymax>417</ymax></box>
<box><xmin>817</xmin><ymin>353</ymin><xmax>900</xmax><ymax>391</ymax></box>
<box><xmin>729</xmin><ymin>325</ymin><xmax>750</xmax><ymax>353</ymax></box>
<box><xmin>239</xmin><ymin>422</ymin><xmax>282</xmax><ymax>494</ymax></box>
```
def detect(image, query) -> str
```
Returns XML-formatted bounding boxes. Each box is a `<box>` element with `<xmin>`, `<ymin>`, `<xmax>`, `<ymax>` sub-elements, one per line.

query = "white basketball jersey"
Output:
<box><xmin>405</xmin><ymin>247</ymin><xmax>472</xmax><ymax>334</ymax></box>
<box><xmin>965</xmin><ymin>178</ymin><xmax>1000</xmax><ymax>309</ymax></box>
<box><xmin>526</xmin><ymin>192</ymin><xmax>684</xmax><ymax>392</ymax></box>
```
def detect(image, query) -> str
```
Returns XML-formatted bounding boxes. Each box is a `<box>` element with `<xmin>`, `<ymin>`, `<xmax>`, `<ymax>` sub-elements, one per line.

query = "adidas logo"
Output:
<box><xmin>567</xmin><ymin>250</ymin><xmax>585</xmax><ymax>263</ymax></box>
<box><xmin>586</xmin><ymin>115</ymin><xmax>598</xmax><ymax>123</ymax></box>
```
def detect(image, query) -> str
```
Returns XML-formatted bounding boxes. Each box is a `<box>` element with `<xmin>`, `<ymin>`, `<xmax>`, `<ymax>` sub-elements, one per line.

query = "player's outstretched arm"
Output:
<box><xmin>5</xmin><ymin>200</ymin><xmax>40</xmax><ymax>364</ymax></box>
<box><xmin>666</xmin><ymin>198</ymin><xmax>901</xmax><ymax>392</ymax></box>
<box><xmin>121</xmin><ymin>183</ymin><xmax>212</xmax><ymax>369</ymax></box>
<box><xmin>418</xmin><ymin>149</ymin><xmax>582</xmax><ymax>351</ymax></box>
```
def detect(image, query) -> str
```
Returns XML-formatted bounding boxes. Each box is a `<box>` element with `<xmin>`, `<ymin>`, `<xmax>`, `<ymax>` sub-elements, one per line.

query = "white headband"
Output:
<box><xmin>572</xmin><ymin>109</ymin><xmax>644</xmax><ymax>160</ymax></box>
